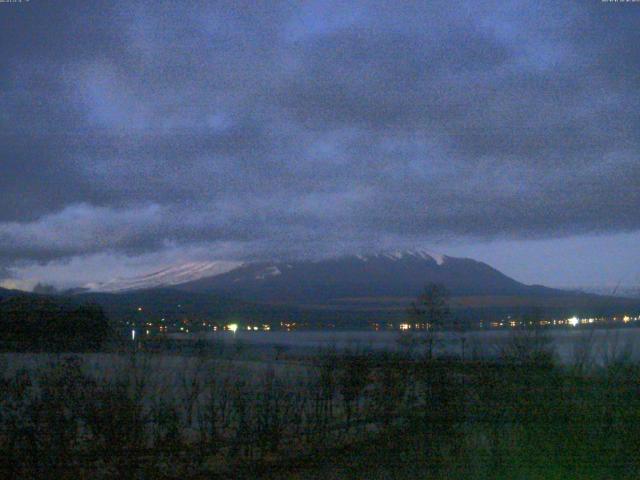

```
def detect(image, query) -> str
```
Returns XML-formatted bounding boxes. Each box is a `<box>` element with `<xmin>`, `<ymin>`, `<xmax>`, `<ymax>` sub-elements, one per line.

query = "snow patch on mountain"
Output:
<box><xmin>360</xmin><ymin>249</ymin><xmax>446</xmax><ymax>265</ymax></box>
<box><xmin>255</xmin><ymin>266</ymin><xmax>282</xmax><ymax>280</ymax></box>
<box><xmin>411</xmin><ymin>249</ymin><xmax>446</xmax><ymax>265</ymax></box>
<box><xmin>86</xmin><ymin>261</ymin><xmax>243</xmax><ymax>292</ymax></box>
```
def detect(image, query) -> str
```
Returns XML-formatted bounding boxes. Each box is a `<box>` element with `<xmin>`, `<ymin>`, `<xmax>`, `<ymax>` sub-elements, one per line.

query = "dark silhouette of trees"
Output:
<box><xmin>0</xmin><ymin>295</ymin><xmax>111</xmax><ymax>351</ymax></box>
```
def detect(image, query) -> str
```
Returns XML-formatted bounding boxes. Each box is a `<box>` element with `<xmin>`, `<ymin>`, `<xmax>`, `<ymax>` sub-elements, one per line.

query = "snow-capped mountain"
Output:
<box><xmin>86</xmin><ymin>261</ymin><xmax>242</xmax><ymax>293</ymax></box>
<box><xmin>173</xmin><ymin>250</ymin><xmax>560</xmax><ymax>305</ymax></box>
<box><xmin>77</xmin><ymin>250</ymin><xmax>640</xmax><ymax>315</ymax></box>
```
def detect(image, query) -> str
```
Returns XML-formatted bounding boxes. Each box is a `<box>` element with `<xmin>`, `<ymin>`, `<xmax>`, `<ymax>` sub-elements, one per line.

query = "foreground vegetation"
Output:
<box><xmin>1</xmin><ymin>331</ymin><xmax>640</xmax><ymax>479</ymax></box>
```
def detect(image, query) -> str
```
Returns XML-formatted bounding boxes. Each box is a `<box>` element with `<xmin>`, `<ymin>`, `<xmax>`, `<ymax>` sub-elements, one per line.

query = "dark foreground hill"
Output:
<box><xmin>0</xmin><ymin>293</ymin><xmax>110</xmax><ymax>351</ymax></box>
<box><xmin>78</xmin><ymin>288</ymin><xmax>387</xmax><ymax>328</ymax></box>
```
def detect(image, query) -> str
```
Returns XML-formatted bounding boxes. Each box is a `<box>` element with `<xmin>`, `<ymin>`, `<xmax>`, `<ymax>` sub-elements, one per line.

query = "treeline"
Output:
<box><xmin>0</xmin><ymin>295</ymin><xmax>111</xmax><ymax>351</ymax></box>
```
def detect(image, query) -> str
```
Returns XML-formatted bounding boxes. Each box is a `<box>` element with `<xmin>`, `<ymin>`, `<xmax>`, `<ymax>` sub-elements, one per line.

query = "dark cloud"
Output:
<box><xmin>1</xmin><ymin>0</ymin><xmax>639</xmax><ymax>271</ymax></box>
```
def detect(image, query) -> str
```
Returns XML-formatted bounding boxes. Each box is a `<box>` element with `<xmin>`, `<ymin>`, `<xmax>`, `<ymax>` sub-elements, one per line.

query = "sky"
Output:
<box><xmin>1</xmin><ymin>0</ymin><xmax>639</xmax><ymax>291</ymax></box>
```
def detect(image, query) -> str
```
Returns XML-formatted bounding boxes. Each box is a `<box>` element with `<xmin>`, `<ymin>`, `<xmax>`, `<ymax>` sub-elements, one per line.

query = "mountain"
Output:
<box><xmin>78</xmin><ymin>288</ymin><xmax>277</xmax><ymax>321</ymax></box>
<box><xmin>77</xmin><ymin>288</ymin><xmax>375</xmax><ymax>328</ymax></box>
<box><xmin>81</xmin><ymin>250</ymin><xmax>640</xmax><ymax>318</ymax></box>
<box><xmin>175</xmin><ymin>250</ymin><xmax>561</xmax><ymax>305</ymax></box>
<box><xmin>569</xmin><ymin>285</ymin><xmax>640</xmax><ymax>300</ymax></box>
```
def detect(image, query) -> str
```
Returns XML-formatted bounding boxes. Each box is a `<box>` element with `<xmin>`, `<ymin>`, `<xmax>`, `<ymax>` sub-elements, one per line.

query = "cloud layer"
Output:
<box><xmin>1</xmin><ymin>0</ymin><xmax>639</xmax><ymax>281</ymax></box>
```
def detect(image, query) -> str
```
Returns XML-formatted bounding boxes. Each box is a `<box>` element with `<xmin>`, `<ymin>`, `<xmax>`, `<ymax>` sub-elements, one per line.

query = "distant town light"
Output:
<box><xmin>137</xmin><ymin>307</ymin><xmax>143</xmax><ymax>312</ymax></box>
<box><xmin>568</xmin><ymin>316</ymin><xmax>579</xmax><ymax>327</ymax></box>
<box><xmin>228</xmin><ymin>323</ymin><xmax>238</xmax><ymax>333</ymax></box>
<box><xmin>131</xmin><ymin>329</ymin><xmax>136</xmax><ymax>341</ymax></box>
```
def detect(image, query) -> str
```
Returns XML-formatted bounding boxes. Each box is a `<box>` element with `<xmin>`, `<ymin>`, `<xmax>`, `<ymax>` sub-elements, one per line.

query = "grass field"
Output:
<box><xmin>2</xmin><ymin>333</ymin><xmax>640</xmax><ymax>479</ymax></box>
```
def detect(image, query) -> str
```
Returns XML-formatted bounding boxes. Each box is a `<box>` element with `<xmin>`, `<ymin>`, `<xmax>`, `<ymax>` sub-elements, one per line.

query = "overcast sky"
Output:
<box><xmin>1</xmin><ymin>0</ymin><xmax>639</xmax><ymax>290</ymax></box>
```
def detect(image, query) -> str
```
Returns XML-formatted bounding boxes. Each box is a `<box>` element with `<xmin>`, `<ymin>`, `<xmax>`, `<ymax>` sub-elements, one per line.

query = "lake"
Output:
<box><xmin>172</xmin><ymin>327</ymin><xmax>640</xmax><ymax>365</ymax></box>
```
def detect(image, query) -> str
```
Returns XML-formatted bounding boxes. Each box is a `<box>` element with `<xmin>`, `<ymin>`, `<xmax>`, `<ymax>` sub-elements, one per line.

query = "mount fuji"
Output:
<box><xmin>78</xmin><ymin>250</ymin><xmax>638</xmax><ymax>318</ymax></box>
<box><xmin>170</xmin><ymin>250</ymin><xmax>560</xmax><ymax>306</ymax></box>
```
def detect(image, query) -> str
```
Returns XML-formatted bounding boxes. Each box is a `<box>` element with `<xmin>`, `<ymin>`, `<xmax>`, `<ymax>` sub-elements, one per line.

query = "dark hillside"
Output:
<box><xmin>0</xmin><ymin>294</ymin><xmax>111</xmax><ymax>351</ymax></box>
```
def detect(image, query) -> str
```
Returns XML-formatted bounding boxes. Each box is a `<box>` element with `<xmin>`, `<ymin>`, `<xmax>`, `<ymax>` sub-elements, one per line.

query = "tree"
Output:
<box><xmin>408</xmin><ymin>283</ymin><xmax>450</xmax><ymax>359</ymax></box>
<box><xmin>0</xmin><ymin>296</ymin><xmax>111</xmax><ymax>351</ymax></box>
<box><xmin>337</xmin><ymin>352</ymin><xmax>371</xmax><ymax>429</ymax></box>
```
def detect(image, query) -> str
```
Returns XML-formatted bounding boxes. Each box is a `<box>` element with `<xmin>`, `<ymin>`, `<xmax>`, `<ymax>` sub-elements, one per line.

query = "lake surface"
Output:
<box><xmin>173</xmin><ymin>327</ymin><xmax>640</xmax><ymax>365</ymax></box>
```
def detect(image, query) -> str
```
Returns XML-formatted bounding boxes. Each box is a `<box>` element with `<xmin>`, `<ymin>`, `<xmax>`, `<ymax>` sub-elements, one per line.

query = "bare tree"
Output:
<box><xmin>500</xmin><ymin>319</ymin><xmax>555</xmax><ymax>366</ymax></box>
<box><xmin>179</xmin><ymin>350</ymin><xmax>210</xmax><ymax>427</ymax></box>
<box><xmin>337</xmin><ymin>352</ymin><xmax>371</xmax><ymax>429</ymax></box>
<box><xmin>407</xmin><ymin>283</ymin><xmax>451</xmax><ymax>359</ymax></box>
